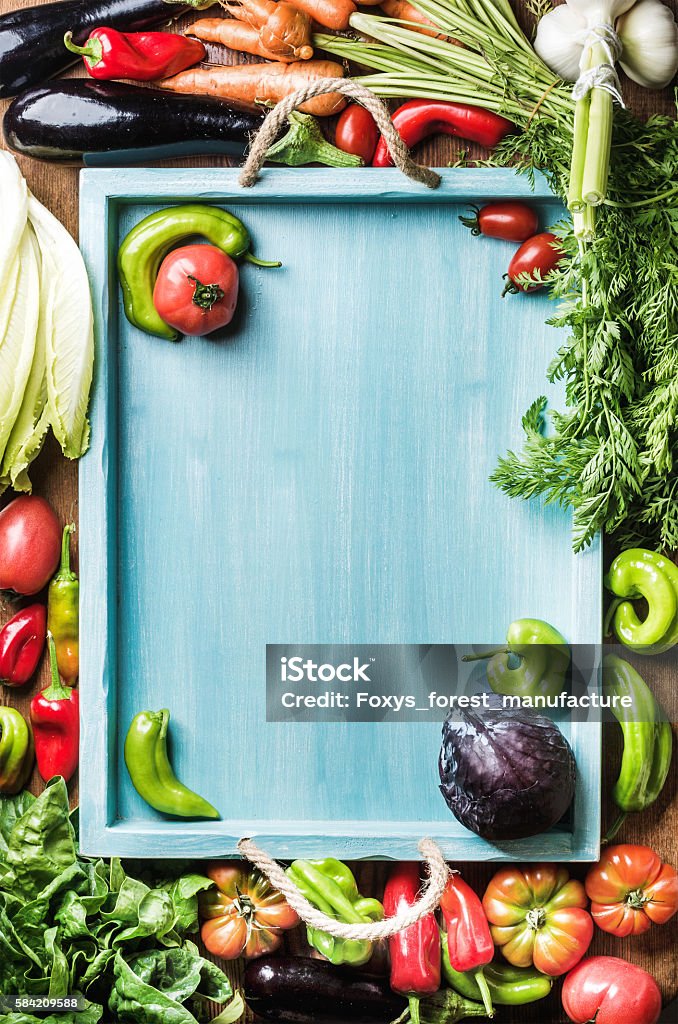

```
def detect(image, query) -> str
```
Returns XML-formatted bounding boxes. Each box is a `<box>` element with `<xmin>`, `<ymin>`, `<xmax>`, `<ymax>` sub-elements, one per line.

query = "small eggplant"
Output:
<box><xmin>3</xmin><ymin>80</ymin><xmax>264</xmax><ymax>165</ymax></box>
<box><xmin>0</xmin><ymin>0</ymin><xmax>190</xmax><ymax>98</ymax></box>
<box><xmin>245</xmin><ymin>956</ymin><xmax>406</xmax><ymax>1024</ymax></box>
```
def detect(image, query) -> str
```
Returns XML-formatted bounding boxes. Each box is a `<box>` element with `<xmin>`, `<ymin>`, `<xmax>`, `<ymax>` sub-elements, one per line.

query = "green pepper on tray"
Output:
<box><xmin>118</xmin><ymin>204</ymin><xmax>281</xmax><ymax>342</ymax></box>
<box><xmin>604</xmin><ymin>548</ymin><xmax>678</xmax><ymax>655</ymax></box>
<box><xmin>286</xmin><ymin>859</ymin><xmax>384</xmax><ymax>966</ymax></box>
<box><xmin>464</xmin><ymin>618</ymin><xmax>570</xmax><ymax>700</ymax></box>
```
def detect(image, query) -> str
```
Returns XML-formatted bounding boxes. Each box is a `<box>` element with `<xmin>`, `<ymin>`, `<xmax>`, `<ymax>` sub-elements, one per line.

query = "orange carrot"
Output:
<box><xmin>289</xmin><ymin>0</ymin><xmax>356</xmax><ymax>31</ymax></box>
<box><xmin>190</xmin><ymin>0</ymin><xmax>314</xmax><ymax>60</ymax></box>
<box><xmin>158</xmin><ymin>59</ymin><xmax>347</xmax><ymax>116</ymax></box>
<box><xmin>380</xmin><ymin>0</ymin><xmax>452</xmax><ymax>39</ymax></box>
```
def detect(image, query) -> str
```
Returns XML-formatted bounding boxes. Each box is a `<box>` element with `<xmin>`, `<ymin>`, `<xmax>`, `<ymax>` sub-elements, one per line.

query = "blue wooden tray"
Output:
<box><xmin>78</xmin><ymin>168</ymin><xmax>601</xmax><ymax>861</ymax></box>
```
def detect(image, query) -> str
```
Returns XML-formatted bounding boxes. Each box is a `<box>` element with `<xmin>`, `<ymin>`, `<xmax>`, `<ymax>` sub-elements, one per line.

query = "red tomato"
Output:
<box><xmin>335</xmin><ymin>104</ymin><xmax>379</xmax><ymax>163</ymax></box>
<box><xmin>0</xmin><ymin>496</ymin><xmax>61</xmax><ymax>595</ymax></box>
<box><xmin>153</xmin><ymin>244</ymin><xmax>239</xmax><ymax>337</ymax></box>
<box><xmin>503</xmin><ymin>232</ymin><xmax>564</xmax><ymax>295</ymax></box>
<box><xmin>585</xmin><ymin>844</ymin><xmax>678</xmax><ymax>937</ymax></box>
<box><xmin>562</xmin><ymin>956</ymin><xmax>662</xmax><ymax>1024</ymax></box>
<box><xmin>460</xmin><ymin>202</ymin><xmax>539</xmax><ymax>242</ymax></box>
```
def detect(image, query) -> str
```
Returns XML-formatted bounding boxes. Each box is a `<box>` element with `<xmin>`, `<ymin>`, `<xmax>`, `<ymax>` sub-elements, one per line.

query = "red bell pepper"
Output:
<box><xmin>0</xmin><ymin>603</ymin><xmax>46</xmax><ymax>687</ymax></box>
<box><xmin>63</xmin><ymin>27</ymin><xmax>206</xmax><ymax>81</ymax></box>
<box><xmin>440</xmin><ymin>875</ymin><xmax>494</xmax><ymax>1017</ymax></box>
<box><xmin>30</xmin><ymin>633</ymin><xmax>79</xmax><ymax>783</ymax></box>
<box><xmin>373</xmin><ymin>99</ymin><xmax>513</xmax><ymax>167</ymax></box>
<box><xmin>384</xmin><ymin>862</ymin><xmax>440</xmax><ymax>1024</ymax></box>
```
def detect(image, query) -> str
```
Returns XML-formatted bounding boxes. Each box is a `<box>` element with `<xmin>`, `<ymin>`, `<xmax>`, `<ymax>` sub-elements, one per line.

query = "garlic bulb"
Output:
<box><xmin>534</xmin><ymin>4</ymin><xmax>589</xmax><ymax>81</ymax></box>
<box><xmin>617</xmin><ymin>0</ymin><xmax>678</xmax><ymax>88</ymax></box>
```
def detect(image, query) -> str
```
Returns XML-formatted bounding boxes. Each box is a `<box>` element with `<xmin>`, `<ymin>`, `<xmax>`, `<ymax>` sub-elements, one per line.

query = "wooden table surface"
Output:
<box><xmin>1</xmin><ymin>0</ymin><xmax>677</xmax><ymax>1019</ymax></box>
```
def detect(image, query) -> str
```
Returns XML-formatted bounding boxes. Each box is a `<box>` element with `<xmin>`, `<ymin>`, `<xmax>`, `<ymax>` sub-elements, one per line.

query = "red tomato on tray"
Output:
<box><xmin>503</xmin><ymin>232</ymin><xmax>564</xmax><ymax>295</ymax></box>
<box><xmin>153</xmin><ymin>243</ymin><xmax>239</xmax><ymax>337</ymax></box>
<box><xmin>460</xmin><ymin>201</ymin><xmax>539</xmax><ymax>242</ymax></box>
<box><xmin>562</xmin><ymin>956</ymin><xmax>662</xmax><ymax>1024</ymax></box>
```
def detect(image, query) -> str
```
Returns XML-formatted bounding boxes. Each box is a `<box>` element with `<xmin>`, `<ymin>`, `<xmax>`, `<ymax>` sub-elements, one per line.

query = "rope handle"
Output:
<box><xmin>238</xmin><ymin>79</ymin><xmax>441</xmax><ymax>190</ymax></box>
<box><xmin>237</xmin><ymin>836</ymin><xmax>450</xmax><ymax>939</ymax></box>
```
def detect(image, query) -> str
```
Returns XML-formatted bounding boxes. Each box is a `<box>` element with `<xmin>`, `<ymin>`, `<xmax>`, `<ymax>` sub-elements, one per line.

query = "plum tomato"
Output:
<box><xmin>503</xmin><ymin>232</ymin><xmax>564</xmax><ymax>295</ymax></box>
<box><xmin>460</xmin><ymin>201</ymin><xmax>539</xmax><ymax>242</ymax></box>
<box><xmin>153</xmin><ymin>244</ymin><xmax>239</xmax><ymax>337</ymax></box>
<box><xmin>0</xmin><ymin>495</ymin><xmax>61</xmax><ymax>595</ymax></box>
<box><xmin>335</xmin><ymin>104</ymin><xmax>379</xmax><ymax>164</ymax></box>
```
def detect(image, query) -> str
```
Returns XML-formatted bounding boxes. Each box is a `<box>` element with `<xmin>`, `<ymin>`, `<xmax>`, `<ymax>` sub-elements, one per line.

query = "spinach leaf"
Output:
<box><xmin>0</xmin><ymin>792</ymin><xmax>35</xmax><ymax>857</ymax></box>
<box><xmin>8</xmin><ymin>779</ymin><xmax>76</xmax><ymax>899</ymax></box>
<box><xmin>0</xmin><ymin>1004</ymin><xmax>103</xmax><ymax>1024</ymax></box>
<box><xmin>109</xmin><ymin>952</ymin><xmax>201</xmax><ymax>1024</ymax></box>
<box><xmin>44</xmin><ymin>928</ymin><xmax>69</xmax><ymax>998</ymax></box>
<box><xmin>166</xmin><ymin>875</ymin><xmax>213</xmax><ymax>935</ymax></box>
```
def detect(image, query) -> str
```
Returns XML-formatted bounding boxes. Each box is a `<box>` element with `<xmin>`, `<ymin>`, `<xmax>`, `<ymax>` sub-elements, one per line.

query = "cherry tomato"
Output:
<box><xmin>335</xmin><ymin>104</ymin><xmax>379</xmax><ymax>164</ymax></box>
<box><xmin>460</xmin><ymin>202</ymin><xmax>539</xmax><ymax>242</ymax></box>
<box><xmin>503</xmin><ymin>232</ymin><xmax>564</xmax><ymax>295</ymax></box>
<box><xmin>562</xmin><ymin>956</ymin><xmax>662</xmax><ymax>1024</ymax></box>
<box><xmin>0</xmin><ymin>496</ymin><xmax>61</xmax><ymax>595</ymax></box>
<box><xmin>153</xmin><ymin>244</ymin><xmax>239</xmax><ymax>337</ymax></box>
<box><xmin>585</xmin><ymin>844</ymin><xmax>678</xmax><ymax>937</ymax></box>
<box><xmin>482</xmin><ymin>864</ymin><xmax>593</xmax><ymax>977</ymax></box>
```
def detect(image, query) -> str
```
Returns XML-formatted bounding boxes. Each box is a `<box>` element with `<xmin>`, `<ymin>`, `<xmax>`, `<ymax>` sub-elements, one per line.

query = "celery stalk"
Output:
<box><xmin>582</xmin><ymin>45</ymin><xmax>614</xmax><ymax>206</ymax></box>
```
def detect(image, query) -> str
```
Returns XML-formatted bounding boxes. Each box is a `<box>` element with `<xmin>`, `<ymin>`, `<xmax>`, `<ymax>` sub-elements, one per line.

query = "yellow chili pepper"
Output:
<box><xmin>47</xmin><ymin>523</ymin><xmax>79</xmax><ymax>684</ymax></box>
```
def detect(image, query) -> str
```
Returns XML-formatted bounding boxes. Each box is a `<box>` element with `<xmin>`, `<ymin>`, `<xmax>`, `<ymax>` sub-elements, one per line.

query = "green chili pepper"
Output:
<box><xmin>464</xmin><ymin>618</ymin><xmax>569</xmax><ymax>700</ymax></box>
<box><xmin>603</xmin><ymin>655</ymin><xmax>673</xmax><ymax>841</ymax></box>
<box><xmin>604</xmin><ymin>548</ymin><xmax>678</xmax><ymax>654</ymax></box>
<box><xmin>47</xmin><ymin>523</ymin><xmax>79</xmax><ymax>684</ymax></box>
<box><xmin>286</xmin><ymin>859</ymin><xmax>384</xmax><ymax>966</ymax></box>
<box><xmin>124</xmin><ymin>708</ymin><xmax>220</xmax><ymax>819</ymax></box>
<box><xmin>118</xmin><ymin>204</ymin><xmax>281</xmax><ymax>341</ymax></box>
<box><xmin>0</xmin><ymin>705</ymin><xmax>34</xmax><ymax>794</ymax></box>
<box><xmin>441</xmin><ymin>932</ymin><xmax>552</xmax><ymax>1006</ymax></box>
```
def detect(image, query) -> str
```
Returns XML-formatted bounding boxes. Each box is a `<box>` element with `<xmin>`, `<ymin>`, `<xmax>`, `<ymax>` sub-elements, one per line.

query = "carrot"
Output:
<box><xmin>158</xmin><ymin>60</ymin><xmax>347</xmax><ymax>117</ymax></box>
<box><xmin>190</xmin><ymin>0</ymin><xmax>314</xmax><ymax>60</ymax></box>
<box><xmin>289</xmin><ymin>0</ymin><xmax>356</xmax><ymax>31</ymax></box>
<box><xmin>380</xmin><ymin>0</ymin><xmax>452</xmax><ymax>39</ymax></box>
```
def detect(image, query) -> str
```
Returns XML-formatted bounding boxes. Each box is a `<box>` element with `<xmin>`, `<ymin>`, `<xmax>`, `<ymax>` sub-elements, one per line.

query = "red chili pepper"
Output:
<box><xmin>63</xmin><ymin>27</ymin><xmax>206</xmax><ymax>81</ymax></box>
<box><xmin>0</xmin><ymin>604</ymin><xmax>46</xmax><ymax>687</ymax></box>
<box><xmin>440</xmin><ymin>875</ymin><xmax>494</xmax><ymax>1017</ymax></box>
<box><xmin>30</xmin><ymin>633</ymin><xmax>79</xmax><ymax>783</ymax></box>
<box><xmin>384</xmin><ymin>862</ymin><xmax>440</xmax><ymax>1024</ymax></box>
<box><xmin>373</xmin><ymin>100</ymin><xmax>513</xmax><ymax>167</ymax></box>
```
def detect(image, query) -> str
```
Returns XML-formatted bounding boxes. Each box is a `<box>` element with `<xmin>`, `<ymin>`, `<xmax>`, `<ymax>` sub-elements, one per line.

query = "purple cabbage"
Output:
<box><xmin>438</xmin><ymin>697</ymin><xmax>577</xmax><ymax>840</ymax></box>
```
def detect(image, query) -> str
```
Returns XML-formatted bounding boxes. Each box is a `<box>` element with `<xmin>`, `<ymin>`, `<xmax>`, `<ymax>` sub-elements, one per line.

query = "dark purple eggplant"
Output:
<box><xmin>0</xmin><ymin>0</ymin><xmax>189</xmax><ymax>98</ymax></box>
<box><xmin>3</xmin><ymin>80</ymin><xmax>264</xmax><ymax>164</ymax></box>
<box><xmin>438</xmin><ymin>695</ymin><xmax>576</xmax><ymax>840</ymax></box>
<box><xmin>244</xmin><ymin>957</ymin><xmax>406</xmax><ymax>1024</ymax></box>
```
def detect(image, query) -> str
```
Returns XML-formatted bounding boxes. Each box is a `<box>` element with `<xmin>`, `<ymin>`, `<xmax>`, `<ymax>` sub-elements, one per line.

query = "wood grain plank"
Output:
<box><xmin>0</xmin><ymin>0</ymin><xmax>676</xmax><ymax>1016</ymax></box>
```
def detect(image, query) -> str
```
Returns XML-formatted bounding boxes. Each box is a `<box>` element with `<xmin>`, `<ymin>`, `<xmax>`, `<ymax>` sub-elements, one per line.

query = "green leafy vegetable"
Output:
<box><xmin>319</xmin><ymin>0</ymin><xmax>678</xmax><ymax>550</ymax></box>
<box><xmin>0</xmin><ymin>784</ymin><xmax>238</xmax><ymax>1024</ymax></box>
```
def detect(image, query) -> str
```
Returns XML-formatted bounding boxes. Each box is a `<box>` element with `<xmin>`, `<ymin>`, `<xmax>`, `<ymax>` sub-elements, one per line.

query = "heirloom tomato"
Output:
<box><xmin>482</xmin><ymin>864</ymin><xmax>593</xmax><ymax>977</ymax></box>
<box><xmin>585</xmin><ymin>844</ymin><xmax>678</xmax><ymax>937</ymax></box>
<box><xmin>200</xmin><ymin>862</ymin><xmax>299</xmax><ymax>960</ymax></box>
<box><xmin>562</xmin><ymin>956</ymin><xmax>662</xmax><ymax>1024</ymax></box>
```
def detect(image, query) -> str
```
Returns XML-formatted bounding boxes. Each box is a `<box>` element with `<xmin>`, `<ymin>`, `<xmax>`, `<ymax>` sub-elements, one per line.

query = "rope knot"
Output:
<box><xmin>572</xmin><ymin>23</ymin><xmax>625</xmax><ymax>107</ymax></box>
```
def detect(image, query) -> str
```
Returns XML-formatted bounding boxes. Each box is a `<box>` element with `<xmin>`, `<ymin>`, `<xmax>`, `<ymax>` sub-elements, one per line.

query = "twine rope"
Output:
<box><xmin>237</xmin><ymin>836</ymin><xmax>450</xmax><ymax>938</ymax></box>
<box><xmin>239</xmin><ymin>80</ymin><xmax>441</xmax><ymax>190</ymax></box>
<box><xmin>572</xmin><ymin>24</ymin><xmax>625</xmax><ymax>107</ymax></box>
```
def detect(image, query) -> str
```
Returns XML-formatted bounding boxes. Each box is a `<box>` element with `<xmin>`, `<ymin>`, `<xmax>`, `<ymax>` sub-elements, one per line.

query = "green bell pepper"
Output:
<box><xmin>604</xmin><ymin>548</ymin><xmax>678</xmax><ymax>655</ymax></box>
<box><xmin>0</xmin><ymin>705</ymin><xmax>34</xmax><ymax>794</ymax></box>
<box><xmin>286</xmin><ymin>859</ymin><xmax>384</xmax><ymax>966</ymax></box>
<box><xmin>464</xmin><ymin>618</ymin><xmax>570</xmax><ymax>700</ymax></box>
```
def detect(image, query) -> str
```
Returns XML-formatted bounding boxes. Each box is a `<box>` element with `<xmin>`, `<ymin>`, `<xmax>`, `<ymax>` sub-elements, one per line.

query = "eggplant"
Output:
<box><xmin>0</xmin><ymin>0</ymin><xmax>190</xmax><ymax>98</ymax></box>
<box><xmin>244</xmin><ymin>956</ymin><xmax>406</xmax><ymax>1024</ymax></box>
<box><xmin>3</xmin><ymin>80</ymin><xmax>264</xmax><ymax>164</ymax></box>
